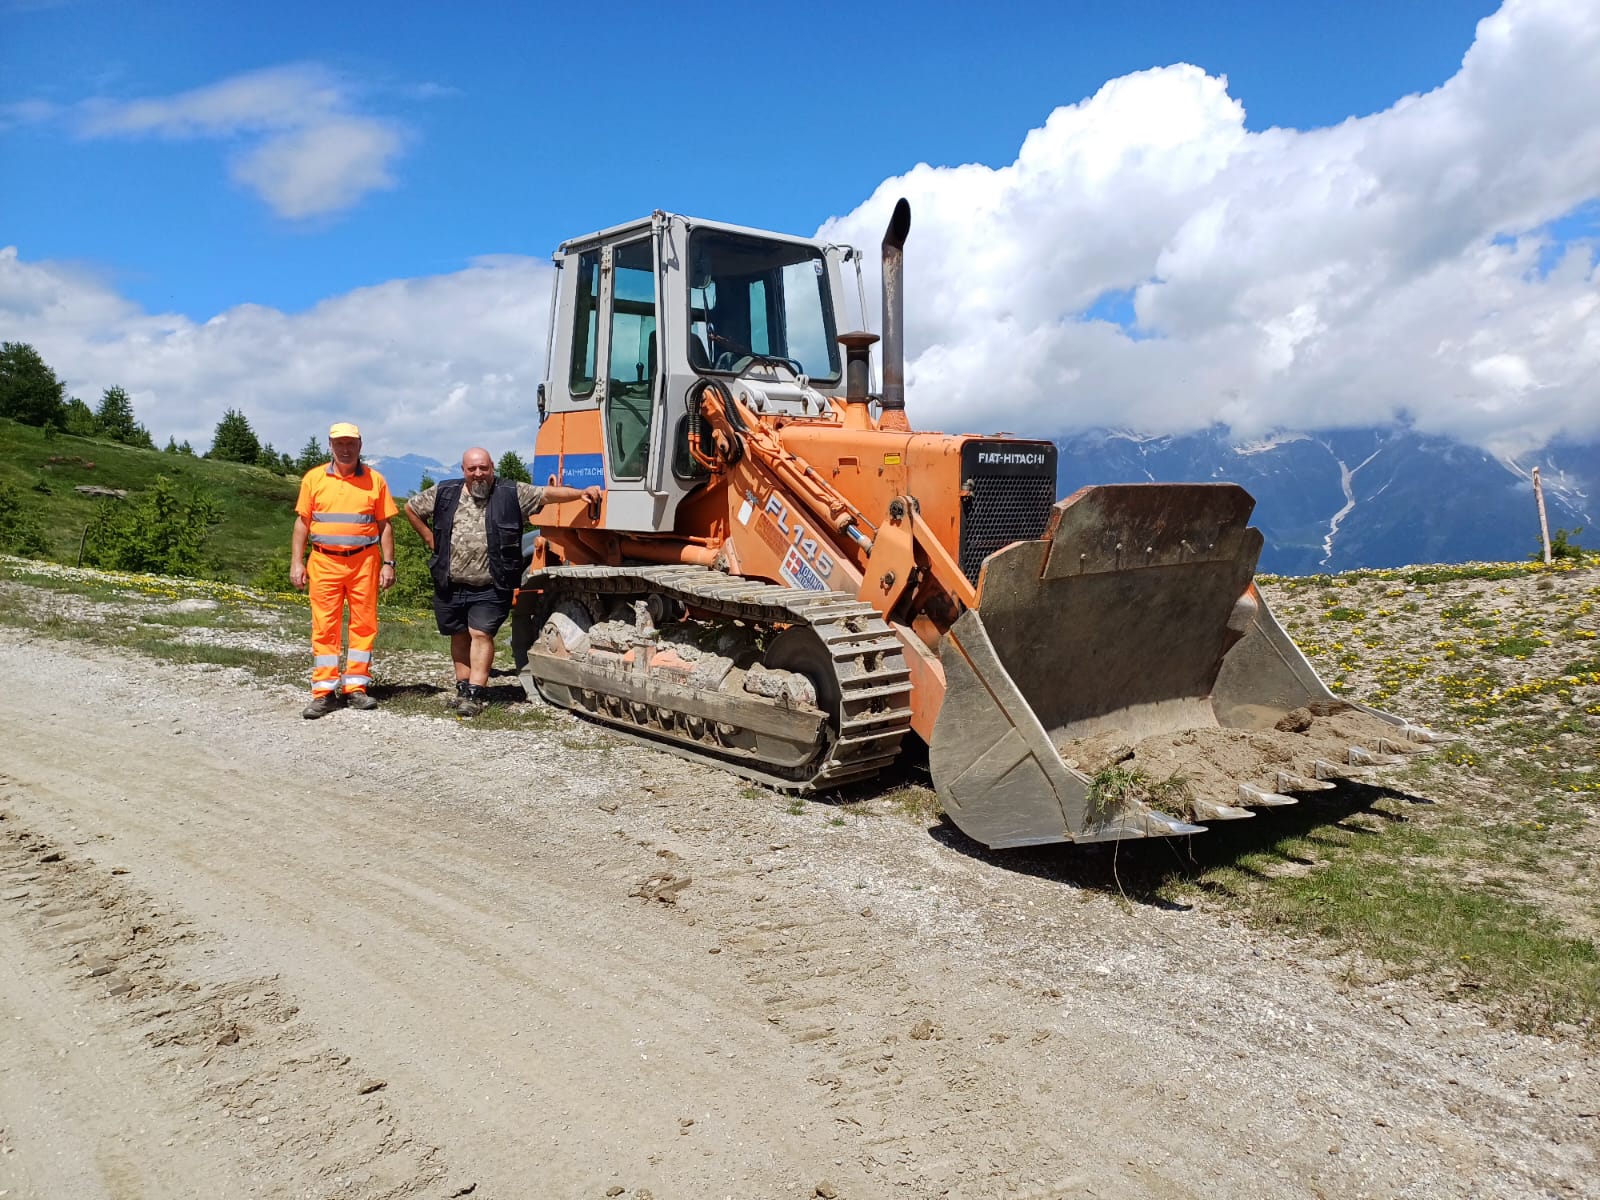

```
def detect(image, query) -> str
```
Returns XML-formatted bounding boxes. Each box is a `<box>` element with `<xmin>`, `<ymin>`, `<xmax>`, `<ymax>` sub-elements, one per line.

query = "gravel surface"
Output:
<box><xmin>0</xmin><ymin>627</ymin><xmax>1596</xmax><ymax>1199</ymax></box>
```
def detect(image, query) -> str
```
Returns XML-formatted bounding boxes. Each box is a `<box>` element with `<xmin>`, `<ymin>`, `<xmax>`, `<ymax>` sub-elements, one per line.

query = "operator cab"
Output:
<box><xmin>537</xmin><ymin>212</ymin><xmax>862</xmax><ymax>532</ymax></box>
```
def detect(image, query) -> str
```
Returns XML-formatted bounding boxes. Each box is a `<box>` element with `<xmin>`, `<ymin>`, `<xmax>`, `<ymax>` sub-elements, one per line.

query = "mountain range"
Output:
<box><xmin>373</xmin><ymin>429</ymin><xmax>1596</xmax><ymax>575</ymax></box>
<box><xmin>1054</xmin><ymin>427</ymin><xmax>1596</xmax><ymax>575</ymax></box>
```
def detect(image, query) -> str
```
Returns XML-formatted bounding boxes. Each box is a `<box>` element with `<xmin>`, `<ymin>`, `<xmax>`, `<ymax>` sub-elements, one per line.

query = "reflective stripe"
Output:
<box><xmin>313</xmin><ymin>512</ymin><xmax>376</xmax><ymax>524</ymax></box>
<box><xmin>347</xmin><ymin>648</ymin><xmax>372</xmax><ymax>664</ymax></box>
<box><xmin>310</xmin><ymin>533</ymin><xmax>380</xmax><ymax>547</ymax></box>
<box><xmin>340</xmin><ymin>675</ymin><xmax>369</xmax><ymax>689</ymax></box>
<box><xmin>311</xmin><ymin>679</ymin><xmax>338</xmax><ymax>693</ymax></box>
<box><xmin>313</xmin><ymin>654</ymin><xmax>341</xmax><ymax>667</ymax></box>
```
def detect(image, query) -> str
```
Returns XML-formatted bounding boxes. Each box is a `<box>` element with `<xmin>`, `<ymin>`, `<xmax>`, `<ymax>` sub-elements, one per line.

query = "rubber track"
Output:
<box><xmin>523</xmin><ymin>564</ymin><xmax>915</xmax><ymax>793</ymax></box>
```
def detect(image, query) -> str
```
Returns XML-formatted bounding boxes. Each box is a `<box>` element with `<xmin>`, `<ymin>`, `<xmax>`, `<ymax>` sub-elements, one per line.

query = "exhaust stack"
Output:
<box><xmin>835</xmin><ymin>330</ymin><xmax>879</xmax><ymax>430</ymax></box>
<box><xmin>879</xmin><ymin>198</ymin><xmax>912</xmax><ymax>432</ymax></box>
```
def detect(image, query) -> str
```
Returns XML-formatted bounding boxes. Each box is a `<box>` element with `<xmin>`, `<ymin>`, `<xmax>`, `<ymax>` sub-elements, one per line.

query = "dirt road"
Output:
<box><xmin>1</xmin><ymin>636</ymin><xmax>1594</xmax><ymax>1199</ymax></box>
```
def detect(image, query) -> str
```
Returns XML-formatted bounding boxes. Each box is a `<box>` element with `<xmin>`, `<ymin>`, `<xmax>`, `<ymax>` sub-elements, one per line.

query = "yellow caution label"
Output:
<box><xmin>883</xmin><ymin>453</ymin><xmax>902</xmax><ymax>465</ymax></box>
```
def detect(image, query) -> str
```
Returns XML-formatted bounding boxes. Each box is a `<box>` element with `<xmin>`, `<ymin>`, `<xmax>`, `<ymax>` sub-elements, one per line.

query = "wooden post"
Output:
<box><xmin>1533</xmin><ymin>466</ymin><xmax>1552</xmax><ymax>566</ymax></box>
<box><xmin>76</xmin><ymin>523</ymin><xmax>90</xmax><ymax>567</ymax></box>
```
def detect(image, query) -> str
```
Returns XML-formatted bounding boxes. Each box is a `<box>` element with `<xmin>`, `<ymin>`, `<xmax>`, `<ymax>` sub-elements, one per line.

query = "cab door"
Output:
<box><xmin>596</xmin><ymin>236</ymin><xmax>662</xmax><ymax>530</ymax></box>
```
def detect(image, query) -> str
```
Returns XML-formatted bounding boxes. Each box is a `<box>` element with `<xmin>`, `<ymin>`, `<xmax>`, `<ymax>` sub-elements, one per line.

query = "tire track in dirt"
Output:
<box><xmin>0</xmin><ymin>794</ymin><xmax>449</xmax><ymax>1199</ymax></box>
<box><xmin>634</xmin><ymin>838</ymin><xmax>1170</xmax><ymax>1199</ymax></box>
<box><xmin>0</xmin><ymin>711</ymin><xmax>886</xmax><ymax>1197</ymax></box>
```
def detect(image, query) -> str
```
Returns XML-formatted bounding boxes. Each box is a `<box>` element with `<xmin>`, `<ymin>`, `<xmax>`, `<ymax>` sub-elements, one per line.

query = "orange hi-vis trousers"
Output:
<box><xmin>308</xmin><ymin>545</ymin><xmax>379</xmax><ymax>696</ymax></box>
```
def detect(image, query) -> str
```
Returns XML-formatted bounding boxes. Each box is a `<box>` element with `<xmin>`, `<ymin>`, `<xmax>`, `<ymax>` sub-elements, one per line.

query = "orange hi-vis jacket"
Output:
<box><xmin>296</xmin><ymin>462</ymin><xmax>398</xmax><ymax>697</ymax></box>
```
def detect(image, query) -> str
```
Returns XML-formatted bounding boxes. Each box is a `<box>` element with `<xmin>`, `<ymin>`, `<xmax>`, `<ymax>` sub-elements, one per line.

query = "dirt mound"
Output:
<box><xmin>1062</xmin><ymin>704</ymin><xmax>1423</xmax><ymax>809</ymax></box>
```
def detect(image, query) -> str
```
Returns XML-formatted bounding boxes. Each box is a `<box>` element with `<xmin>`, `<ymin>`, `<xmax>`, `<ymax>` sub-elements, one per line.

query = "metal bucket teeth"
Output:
<box><xmin>1277</xmin><ymin>770</ymin><xmax>1336</xmax><ymax>793</ymax></box>
<box><xmin>1238</xmin><ymin>784</ymin><xmax>1299</xmax><ymax>808</ymax></box>
<box><xmin>1189</xmin><ymin>798</ymin><xmax>1256</xmax><ymax>821</ymax></box>
<box><xmin>1347</xmin><ymin>744</ymin><xmax>1406</xmax><ymax>768</ymax></box>
<box><xmin>1398</xmin><ymin>722</ymin><xmax>1456</xmax><ymax>745</ymax></box>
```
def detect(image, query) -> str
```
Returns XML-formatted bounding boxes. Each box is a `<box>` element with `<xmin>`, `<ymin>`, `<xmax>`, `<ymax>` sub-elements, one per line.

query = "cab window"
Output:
<box><xmin>569</xmin><ymin>250</ymin><xmax>600</xmax><ymax>396</ymax></box>
<box><xmin>606</xmin><ymin>239</ymin><xmax>657</xmax><ymax>480</ymax></box>
<box><xmin>686</xmin><ymin>230</ymin><xmax>839</xmax><ymax>382</ymax></box>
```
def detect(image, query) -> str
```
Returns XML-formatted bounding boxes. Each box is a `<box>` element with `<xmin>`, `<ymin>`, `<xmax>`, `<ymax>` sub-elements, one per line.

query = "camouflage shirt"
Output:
<box><xmin>406</xmin><ymin>481</ymin><xmax>547</xmax><ymax>588</ymax></box>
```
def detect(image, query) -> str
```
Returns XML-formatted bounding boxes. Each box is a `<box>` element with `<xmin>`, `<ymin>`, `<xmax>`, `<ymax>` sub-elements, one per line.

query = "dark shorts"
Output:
<box><xmin>433</xmin><ymin>584</ymin><xmax>514</xmax><ymax>636</ymax></box>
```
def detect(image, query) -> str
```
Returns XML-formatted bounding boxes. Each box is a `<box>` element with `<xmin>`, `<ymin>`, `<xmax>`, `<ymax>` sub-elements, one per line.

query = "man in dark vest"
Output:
<box><xmin>405</xmin><ymin>447</ymin><xmax>602</xmax><ymax>717</ymax></box>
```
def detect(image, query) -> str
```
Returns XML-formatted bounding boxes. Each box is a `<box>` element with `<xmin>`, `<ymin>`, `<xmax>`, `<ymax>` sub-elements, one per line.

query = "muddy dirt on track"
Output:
<box><xmin>0</xmin><ymin>636</ymin><xmax>1595</xmax><ymax>1200</ymax></box>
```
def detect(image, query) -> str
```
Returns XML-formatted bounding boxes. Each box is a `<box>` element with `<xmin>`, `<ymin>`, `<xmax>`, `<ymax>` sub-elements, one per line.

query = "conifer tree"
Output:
<box><xmin>208</xmin><ymin>408</ymin><xmax>261</xmax><ymax>464</ymax></box>
<box><xmin>496</xmin><ymin>450</ymin><xmax>532</xmax><ymax>483</ymax></box>
<box><xmin>294</xmin><ymin>435</ymin><xmax>326</xmax><ymax>473</ymax></box>
<box><xmin>0</xmin><ymin>342</ymin><xmax>66</xmax><ymax>427</ymax></box>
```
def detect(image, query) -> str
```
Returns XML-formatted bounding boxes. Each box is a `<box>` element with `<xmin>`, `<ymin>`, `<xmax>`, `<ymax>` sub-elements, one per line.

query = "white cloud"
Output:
<box><xmin>4</xmin><ymin>0</ymin><xmax>1598</xmax><ymax>462</ymax></box>
<box><xmin>232</xmin><ymin>119</ymin><xmax>403</xmax><ymax>219</ymax></box>
<box><xmin>73</xmin><ymin>64</ymin><xmax>406</xmax><ymax>218</ymax></box>
<box><xmin>0</xmin><ymin>245</ymin><xmax>553</xmax><ymax>459</ymax></box>
<box><xmin>819</xmin><ymin>0</ymin><xmax>1600</xmax><ymax>456</ymax></box>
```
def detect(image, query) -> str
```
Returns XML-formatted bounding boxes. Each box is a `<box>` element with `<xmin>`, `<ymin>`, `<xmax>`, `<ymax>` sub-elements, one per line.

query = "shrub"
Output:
<box><xmin>1538</xmin><ymin>527</ymin><xmax>1587</xmax><ymax>562</ymax></box>
<box><xmin>81</xmin><ymin>474</ymin><xmax>222</xmax><ymax>576</ymax></box>
<box><xmin>0</xmin><ymin>480</ymin><xmax>51</xmax><ymax>557</ymax></box>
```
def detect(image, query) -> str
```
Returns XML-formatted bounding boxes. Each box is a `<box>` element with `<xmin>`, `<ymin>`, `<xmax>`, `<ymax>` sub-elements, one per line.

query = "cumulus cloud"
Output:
<box><xmin>820</xmin><ymin>0</ymin><xmax>1600</xmax><ymax>455</ymax></box>
<box><xmin>0</xmin><ymin>245</ymin><xmax>552</xmax><ymax>458</ymax></box>
<box><xmin>3</xmin><ymin>1</ymin><xmax>1597</xmax><ymax>461</ymax></box>
<box><xmin>73</xmin><ymin>64</ymin><xmax>407</xmax><ymax>219</ymax></box>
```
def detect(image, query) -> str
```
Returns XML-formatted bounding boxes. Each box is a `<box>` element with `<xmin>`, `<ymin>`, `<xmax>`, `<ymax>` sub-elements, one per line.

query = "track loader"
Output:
<box><xmin>513</xmin><ymin>200</ymin><xmax>1443</xmax><ymax>848</ymax></box>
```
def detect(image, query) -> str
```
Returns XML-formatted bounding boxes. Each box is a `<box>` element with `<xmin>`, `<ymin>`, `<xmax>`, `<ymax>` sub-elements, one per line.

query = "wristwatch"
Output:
<box><xmin>382</xmin><ymin>559</ymin><xmax>396</xmax><ymax>566</ymax></box>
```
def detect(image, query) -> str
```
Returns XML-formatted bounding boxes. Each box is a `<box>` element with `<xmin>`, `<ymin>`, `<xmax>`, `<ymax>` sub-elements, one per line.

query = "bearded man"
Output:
<box><xmin>405</xmin><ymin>447</ymin><xmax>602</xmax><ymax>717</ymax></box>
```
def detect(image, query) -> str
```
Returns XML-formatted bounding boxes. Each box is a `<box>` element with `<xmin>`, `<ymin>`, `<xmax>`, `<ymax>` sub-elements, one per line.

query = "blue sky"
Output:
<box><xmin>2</xmin><ymin>0</ymin><xmax>1597</xmax><ymax>462</ymax></box>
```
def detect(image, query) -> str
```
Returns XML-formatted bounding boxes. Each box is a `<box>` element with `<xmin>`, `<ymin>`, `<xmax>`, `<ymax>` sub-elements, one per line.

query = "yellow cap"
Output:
<box><xmin>328</xmin><ymin>421</ymin><xmax>361</xmax><ymax>439</ymax></box>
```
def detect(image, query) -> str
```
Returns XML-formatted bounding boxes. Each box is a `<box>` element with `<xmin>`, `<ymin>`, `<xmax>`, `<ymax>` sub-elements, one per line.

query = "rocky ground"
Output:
<box><xmin>0</xmin><ymin>560</ymin><xmax>1597</xmax><ymax>1199</ymax></box>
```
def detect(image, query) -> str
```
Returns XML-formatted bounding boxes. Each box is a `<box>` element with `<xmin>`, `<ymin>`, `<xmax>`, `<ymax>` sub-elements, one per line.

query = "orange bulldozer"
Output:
<box><xmin>513</xmin><ymin>200</ymin><xmax>1444</xmax><ymax>848</ymax></box>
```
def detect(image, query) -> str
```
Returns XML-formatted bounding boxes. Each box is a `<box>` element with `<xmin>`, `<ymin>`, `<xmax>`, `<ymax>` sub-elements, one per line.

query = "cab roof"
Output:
<box><xmin>556</xmin><ymin>210</ymin><xmax>848</xmax><ymax>257</ymax></box>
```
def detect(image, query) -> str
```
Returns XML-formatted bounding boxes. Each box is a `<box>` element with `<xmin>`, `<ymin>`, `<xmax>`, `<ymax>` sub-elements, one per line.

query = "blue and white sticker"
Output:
<box><xmin>779</xmin><ymin>545</ymin><xmax>827</xmax><ymax>591</ymax></box>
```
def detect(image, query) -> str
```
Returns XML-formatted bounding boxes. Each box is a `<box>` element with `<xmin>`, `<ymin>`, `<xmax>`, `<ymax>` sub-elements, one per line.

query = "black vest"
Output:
<box><xmin>430</xmin><ymin>479</ymin><xmax>527</xmax><ymax>593</ymax></box>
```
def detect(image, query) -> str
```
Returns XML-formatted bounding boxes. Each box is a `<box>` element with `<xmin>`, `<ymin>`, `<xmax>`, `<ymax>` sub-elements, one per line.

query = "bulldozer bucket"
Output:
<box><xmin>928</xmin><ymin>484</ymin><xmax>1433</xmax><ymax>849</ymax></box>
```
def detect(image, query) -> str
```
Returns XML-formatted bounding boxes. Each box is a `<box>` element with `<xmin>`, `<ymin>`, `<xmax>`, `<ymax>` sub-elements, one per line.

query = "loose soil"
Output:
<box><xmin>1062</xmin><ymin>705</ymin><xmax>1431</xmax><ymax>815</ymax></box>
<box><xmin>1</xmin><ymin>634</ymin><xmax>1596</xmax><ymax>1199</ymax></box>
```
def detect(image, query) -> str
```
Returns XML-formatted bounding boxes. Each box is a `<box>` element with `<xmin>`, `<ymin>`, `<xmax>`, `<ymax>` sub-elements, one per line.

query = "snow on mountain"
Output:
<box><xmin>1054</xmin><ymin>427</ymin><xmax>1597</xmax><ymax>573</ymax></box>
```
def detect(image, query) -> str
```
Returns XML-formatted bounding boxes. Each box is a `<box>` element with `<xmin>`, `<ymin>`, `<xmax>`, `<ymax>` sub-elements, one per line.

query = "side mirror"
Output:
<box><xmin>536</xmin><ymin>382</ymin><xmax>547</xmax><ymax>421</ymax></box>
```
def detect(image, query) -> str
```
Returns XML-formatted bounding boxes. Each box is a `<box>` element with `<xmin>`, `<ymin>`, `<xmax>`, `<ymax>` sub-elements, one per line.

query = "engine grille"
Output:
<box><xmin>958</xmin><ymin>441</ymin><xmax>1058</xmax><ymax>585</ymax></box>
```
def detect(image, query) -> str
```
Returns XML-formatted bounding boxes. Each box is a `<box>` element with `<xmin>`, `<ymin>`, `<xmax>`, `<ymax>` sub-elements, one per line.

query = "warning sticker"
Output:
<box><xmin>883</xmin><ymin>453</ymin><xmax>902</xmax><ymax>465</ymax></box>
<box><xmin>779</xmin><ymin>545</ymin><xmax>827</xmax><ymax>592</ymax></box>
<box><xmin>737</xmin><ymin>495</ymin><xmax>754</xmax><ymax>525</ymax></box>
<box><xmin>756</xmin><ymin>514</ymin><xmax>788</xmax><ymax>556</ymax></box>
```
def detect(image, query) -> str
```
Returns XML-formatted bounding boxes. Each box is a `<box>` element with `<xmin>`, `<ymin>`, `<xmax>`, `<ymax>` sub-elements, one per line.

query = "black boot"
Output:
<box><xmin>457</xmin><ymin>684</ymin><xmax>488</xmax><ymax>718</ymax></box>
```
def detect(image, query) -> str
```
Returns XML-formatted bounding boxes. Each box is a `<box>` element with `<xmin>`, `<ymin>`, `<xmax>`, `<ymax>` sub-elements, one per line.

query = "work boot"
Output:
<box><xmin>456</xmin><ymin>685</ymin><xmax>488</xmax><ymax>718</ymax></box>
<box><xmin>345</xmin><ymin>690</ymin><xmax>378</xmax><ymax>711</ymax></box>
<box><xmin>302</xmin><ymin>692</ymin><xmax>339</xmax><ymax>720</ymax></box>
<box><xmin>445</xmin><ymin>679</ymin><xmax>469</xmax><ymax>712</ymax></box>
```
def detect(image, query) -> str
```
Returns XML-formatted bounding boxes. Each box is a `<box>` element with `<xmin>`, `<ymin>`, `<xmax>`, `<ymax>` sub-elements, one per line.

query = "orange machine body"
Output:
<box><xmin>527</xmin><ymin>391</ymin><xmax>1053</xmax><ymax>741</ymax></box>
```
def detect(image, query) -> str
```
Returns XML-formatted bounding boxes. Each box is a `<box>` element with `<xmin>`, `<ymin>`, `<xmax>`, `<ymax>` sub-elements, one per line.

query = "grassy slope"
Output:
<box><xmin>0</xmin><ymin>417</ymin><xmax>439</xmax><ymax>597</ymax></box>
<box><xmin>0</xmin><ymin>417</ymin><xmax>301</xmax><ymax>580</ymax></box>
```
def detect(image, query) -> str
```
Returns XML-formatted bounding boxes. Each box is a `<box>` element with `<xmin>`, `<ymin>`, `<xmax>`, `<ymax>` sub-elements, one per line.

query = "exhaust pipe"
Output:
<box><xmin>838</xmin><ymin>331</ymin><xmax>878</xmax><ymax>401</ymax></box>
<box><xmin>879</xmin><ymin>198</ymin><xmax>911</xmax><ymax>432</ymax></box>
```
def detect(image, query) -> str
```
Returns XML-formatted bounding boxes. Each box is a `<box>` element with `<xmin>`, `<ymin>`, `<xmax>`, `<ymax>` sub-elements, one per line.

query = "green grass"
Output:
<box><xmin>0</xmin><ymin>417</ymin><xmax>301</xmax><ymax>581</ymax></box>
<box><xmin>1240</xmin><ymin>567</ymin><xmax>1600</xmax><ymax>1035</ymax></box>
<box><xmin>879</xmin><ymin>784</ymin><xmax>942</xmax><ymax>825</ymax></box>
<box><xmin>1177</xmin><ymin>807</ymin><xmax>1598</xmax><ymax>1031</ymax></box>
<box><xmin>1087</xmin><ymin>764</ymin><xmax>1195</xmax><ymax>821</ymax></box>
